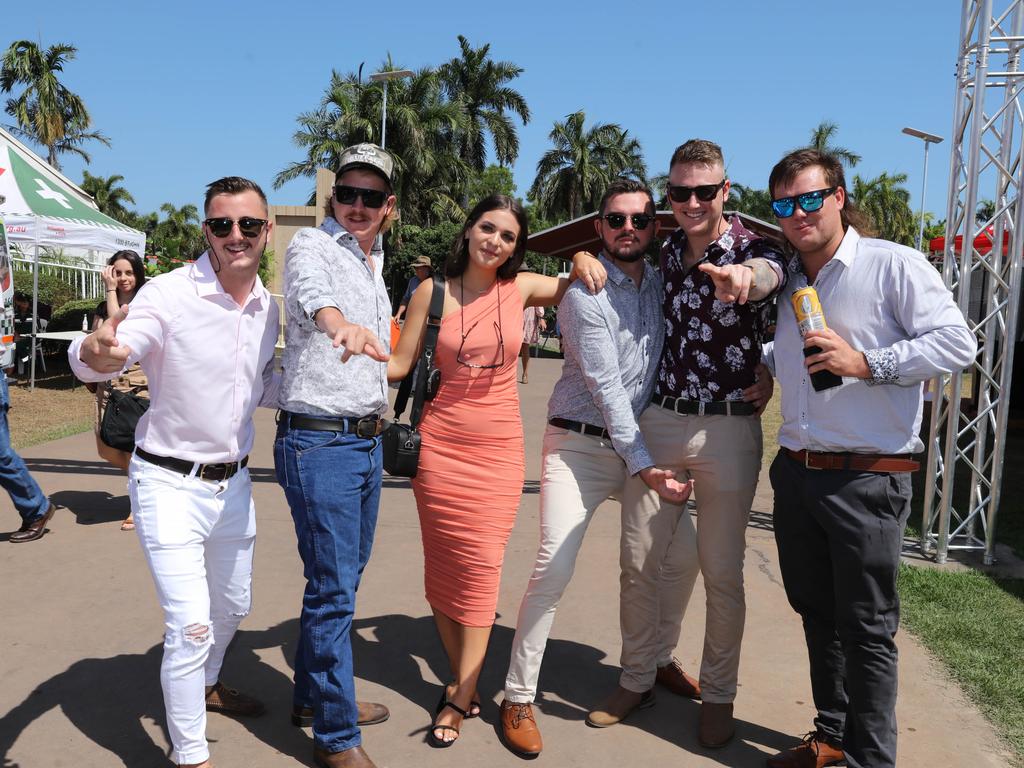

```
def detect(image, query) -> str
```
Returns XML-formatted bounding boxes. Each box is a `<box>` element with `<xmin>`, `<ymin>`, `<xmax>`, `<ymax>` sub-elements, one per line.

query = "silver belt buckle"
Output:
<box><xmin>804</xmin><ymin>451</ymin><xmax>822</xmax><ymax>470</ymax></box>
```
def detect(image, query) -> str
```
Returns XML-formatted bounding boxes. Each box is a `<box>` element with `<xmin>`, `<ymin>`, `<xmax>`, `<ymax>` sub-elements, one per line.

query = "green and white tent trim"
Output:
<box><xmin>0</xmin><ymin>126</ymin><xmax>145</xmax><ymax>258</ymax></box>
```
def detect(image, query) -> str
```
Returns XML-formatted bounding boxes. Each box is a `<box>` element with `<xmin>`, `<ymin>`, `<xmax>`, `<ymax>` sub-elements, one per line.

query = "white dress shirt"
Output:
<box><xmin>69</xmin><ymin>253</ymin><xmax>280</xmax><ymax>463</ymax></box>
<box><xmin>764</xmin><ymin>227</ymin><xmax>976</xmax><ymax>454</ymax></box>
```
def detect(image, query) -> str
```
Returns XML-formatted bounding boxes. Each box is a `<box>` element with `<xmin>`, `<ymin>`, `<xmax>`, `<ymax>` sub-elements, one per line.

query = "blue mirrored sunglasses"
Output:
<box><xmin>771</xmin><ymin>187</ymin><xmax>838</xmax><ymax>218</ymax></box>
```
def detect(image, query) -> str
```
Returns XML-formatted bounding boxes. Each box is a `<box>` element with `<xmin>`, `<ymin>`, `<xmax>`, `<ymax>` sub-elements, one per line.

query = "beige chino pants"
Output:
<box><xmin>619</xmin><ymin>405</ymin><xmax>762</xmax><ymax>703</ymax></box>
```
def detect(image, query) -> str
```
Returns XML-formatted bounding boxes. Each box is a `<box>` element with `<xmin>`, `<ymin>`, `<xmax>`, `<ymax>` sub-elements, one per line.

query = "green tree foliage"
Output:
<box><xmin>466</xmin><ymin>165</ymin><xmax>516</xmax><ymax>202</ymax></box>
<box><xmin>529</xmin><ymin>111</ymin><xmax>647</xmax><ymax>223</ymax></box>
<box><xmin>852</xmin><ymin>172</ymin><xmax>916</xmax><ymax>245</ymax></box>
<box><xmin>0</xmin><ymin>40</ymin><xmax>109</xmax><ymax>169</ymax></box>
<box><xmin>438</xmin><ymin>35</ymin><xmax>530</xmax><ymax>172</ymax></box>
<box><xmin>391</xmin><ymin>221</ymin><xmax>462</xmax><ymax>293</ymax></box>
<box><xmin>808</xmin><ymin>121</ymin><xmax>861</xmax><ymax>168</ymax></box>
<box><xmin>80</xmin><ymin>171</ymin><xmax>135</xmax><ymax>221</ymax></box>
<box><xmin>728</xmin><ymin>183</ymin><xmax>775</xmax><ymax>222</ymax></box>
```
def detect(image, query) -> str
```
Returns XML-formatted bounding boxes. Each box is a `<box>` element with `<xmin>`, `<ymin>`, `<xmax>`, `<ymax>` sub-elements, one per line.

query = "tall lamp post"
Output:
<box><xmin>369</xmin><ymin>69</ymin><xmax>414</xmax><ymax>149</ymax></box>
<box><xmin>902</xmin><ymin>126</ymin><xmax>944</xmax><ymax>252</ymax></box>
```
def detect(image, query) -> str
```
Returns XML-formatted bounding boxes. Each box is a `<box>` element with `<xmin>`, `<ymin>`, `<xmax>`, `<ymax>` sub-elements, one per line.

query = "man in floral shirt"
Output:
<box><xmin>588</xmin><ymin>139</ymin><xmax>786</xmax><ymax>748</ymax></box>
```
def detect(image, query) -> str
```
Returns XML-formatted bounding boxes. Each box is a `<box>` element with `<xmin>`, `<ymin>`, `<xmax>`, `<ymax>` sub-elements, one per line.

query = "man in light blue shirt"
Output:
<box><xmin>499</xmin><ymin>180</ymin><xmax>693</xmax><ymax>757</ymax></box>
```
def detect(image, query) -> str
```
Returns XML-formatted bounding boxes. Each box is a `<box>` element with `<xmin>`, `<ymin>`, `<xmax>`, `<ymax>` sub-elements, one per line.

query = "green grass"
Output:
<box><xmin>13</xmin><ymin>417</ymin><xmax>92</xmax><ymax>450</ymax></box>
<box><xmin>899</xmin><ymin>564</ymin><xmax>1024</xmax><ymax>760</ymax></box>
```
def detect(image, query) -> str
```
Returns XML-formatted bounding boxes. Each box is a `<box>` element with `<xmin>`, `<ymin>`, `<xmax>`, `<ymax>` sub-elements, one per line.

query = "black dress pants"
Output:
<box><xmin>770</xmin><ymin>449</ymin><xmax>911</xmax><ymax>768</ymax></box>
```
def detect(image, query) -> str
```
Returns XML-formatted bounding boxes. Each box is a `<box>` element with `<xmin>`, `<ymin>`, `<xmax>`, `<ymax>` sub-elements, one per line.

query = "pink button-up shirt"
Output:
<box><xmin>69</xmin><ymin>253</ymin><xmax>280</xmax><ymax>463</ymax></box>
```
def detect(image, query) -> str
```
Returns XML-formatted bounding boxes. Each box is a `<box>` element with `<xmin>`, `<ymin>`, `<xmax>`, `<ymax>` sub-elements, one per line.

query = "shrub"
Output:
<box><xmin>49</xmin><ymin>298</ymin><xmax>100</xmax><ymax>332</ymax></box>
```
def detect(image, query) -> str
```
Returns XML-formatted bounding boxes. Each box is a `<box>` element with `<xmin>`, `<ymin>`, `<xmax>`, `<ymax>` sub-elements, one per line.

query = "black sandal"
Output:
<box><xmin>428</xmin><ymin>700</ymin><xmax>468</xmax><ymax>748</ymax></box>
<box><xmin>436</xmin><ymin>684</ymin><xmax>481</xmax><ymax>719</ymax></box>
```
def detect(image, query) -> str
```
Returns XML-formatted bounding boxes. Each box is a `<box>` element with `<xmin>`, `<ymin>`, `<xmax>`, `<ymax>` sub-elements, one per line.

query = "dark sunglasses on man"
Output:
<box><xmin>667</xmin><ymin>180</ymin><xmax>726</xmax><ymax>203</ymax></box>
<box><xmin>334</xmin><ymin>185</ymin><xmax>389</xmax><ymax>209</ymax></box>
<box><xmin>204</xmin><ymin>217</ymin><xmax>268</xmax><ymax>239</ymax></box>
<box><xmin>771</xmin><ymin>187</ymin><xmax>839</xmax><ymax>218</ymax></box>
<box><xmin>601</xmin><ymin>213</ymin><xmax>655</xmax><ymax>230</ymax></box>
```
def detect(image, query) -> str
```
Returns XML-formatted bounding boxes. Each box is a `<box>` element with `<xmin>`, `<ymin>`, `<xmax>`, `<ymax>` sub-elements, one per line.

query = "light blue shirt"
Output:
<box><xmin>764</xmin><ymin>227</ymin><xmax>976</xmax><ymax>454</ymax></box>
<box><xmin>547</xmin><ymin>255</ymin><xmax>664</xmax><ymax>475</ymax></box>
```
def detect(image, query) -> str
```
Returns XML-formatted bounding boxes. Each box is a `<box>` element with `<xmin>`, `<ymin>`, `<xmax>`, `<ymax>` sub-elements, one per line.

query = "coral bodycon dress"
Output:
<box><xmin>412</xmin><ymin>279</ymin><xmax>526</xmax><ymax>627</ymax></box>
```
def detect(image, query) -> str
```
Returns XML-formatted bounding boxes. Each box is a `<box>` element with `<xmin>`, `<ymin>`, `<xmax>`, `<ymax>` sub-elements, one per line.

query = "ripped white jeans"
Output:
<box><xmin>129</xmin><ymin>454</ymin><xmax>256</xmax><ymax>765</ymax></box>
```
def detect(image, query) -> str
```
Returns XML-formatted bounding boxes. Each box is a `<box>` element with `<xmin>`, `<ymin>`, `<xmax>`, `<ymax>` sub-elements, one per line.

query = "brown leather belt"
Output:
<box><xmin>136</xmin><ymin>447</ymin><xmax>248</xmax><ymax>482</ymax></box>
<box><xmin>783</xmin><ymin>447</ymin><xmax>920</xmax><ymax>473</ymax></box>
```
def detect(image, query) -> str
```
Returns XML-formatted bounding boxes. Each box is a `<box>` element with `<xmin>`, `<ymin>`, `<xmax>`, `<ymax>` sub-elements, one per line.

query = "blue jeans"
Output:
<box><xmin>0</xmin><ymin>372</ymin><xmax>49</xmax><ymax>524</ymax></box>
<box><xmin>274</xmin><ymin>417</ymin><xmax>382</xmax><ymax>753</ymax></box>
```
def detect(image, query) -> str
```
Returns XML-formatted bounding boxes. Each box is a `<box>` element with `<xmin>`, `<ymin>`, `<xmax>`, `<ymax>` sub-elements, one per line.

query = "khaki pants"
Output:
<box><xmin>619</xmin><ymin>405</ymin><xmax>762</xmax><ymax>702</ymax></box>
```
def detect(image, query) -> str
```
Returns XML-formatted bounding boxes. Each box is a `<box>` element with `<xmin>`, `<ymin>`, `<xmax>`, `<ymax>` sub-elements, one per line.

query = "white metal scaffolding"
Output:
<box><xmin>923</xmin><ymin>0</ymin><xmax>1024</xmax><ymax>564</ymax></box>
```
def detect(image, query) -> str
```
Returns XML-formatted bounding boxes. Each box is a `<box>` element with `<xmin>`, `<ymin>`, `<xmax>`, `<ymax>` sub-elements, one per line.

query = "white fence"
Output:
<box><xmin>12</xmin><ymin>255</ymin><xmax>104</xmax><ymax>300</ymax></box>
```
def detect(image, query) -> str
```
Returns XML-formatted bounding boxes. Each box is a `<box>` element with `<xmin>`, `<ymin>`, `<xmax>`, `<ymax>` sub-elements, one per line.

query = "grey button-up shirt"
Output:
<box><xmin>279</xmin><ymin>218</ymin><xmax>390</xmax><ymax>417</ymax></box>
<box><xmin>547</xmin><ymin>254</ymin><xmax>664</xmax><ymax>475</ymax></box>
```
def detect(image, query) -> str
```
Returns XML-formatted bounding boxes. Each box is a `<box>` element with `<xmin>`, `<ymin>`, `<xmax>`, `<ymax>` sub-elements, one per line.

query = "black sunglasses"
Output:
<box><xmin>771</xmin><ymin>187</ymin><xmax>838</xmax><ymax>218</ymax></box>
<box><xmin>601</xmin><ymin>213</ymin><xmax>654</xmax><ymax>230</ymax></box>
<box><xmin>334</xmin><ymin>185</ymin><xmax>388</xmax><ymax>209</ymax></box>
<box><xmin>667</xmin><ymin>180</ymin><xmax>726</xmax><ymax>203</ymax></box>
<box><xmin>203</xmin><ymin>217</ymin><xmax>268</xmax><ymax>238</ymax></box>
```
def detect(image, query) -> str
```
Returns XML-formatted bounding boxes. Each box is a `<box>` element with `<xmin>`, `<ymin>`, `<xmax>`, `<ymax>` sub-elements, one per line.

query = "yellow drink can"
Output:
<box><xmin>791</xmin><ymin>287</ymin><xmax>828</xmax><ymax>336</ymax></box>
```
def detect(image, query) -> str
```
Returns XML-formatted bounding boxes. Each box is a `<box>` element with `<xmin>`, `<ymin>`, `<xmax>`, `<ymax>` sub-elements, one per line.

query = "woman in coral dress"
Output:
<box><xmin>388</xmin><ymin>194</ymin><xmax>603</xmax><ymax>748</ymax></box>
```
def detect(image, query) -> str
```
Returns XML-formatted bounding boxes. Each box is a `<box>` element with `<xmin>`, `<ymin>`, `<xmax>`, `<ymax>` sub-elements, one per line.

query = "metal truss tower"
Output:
<box><xmin>923</xmin><ymin>0</ymin><xmax>1024</xmax><ymax>564</ymax></box>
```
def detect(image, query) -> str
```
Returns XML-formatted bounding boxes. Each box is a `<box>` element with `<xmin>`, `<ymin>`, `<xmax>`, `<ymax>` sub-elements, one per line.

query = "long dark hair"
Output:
<box><xmin>445</xmin><ymin>194</ymin><xmax>529</xmax><ymax>281</ymax></box>
<box><xmin>108</xmin><ymin>249</ymin><xmax>147</xmax><ymax>296</ymax></box>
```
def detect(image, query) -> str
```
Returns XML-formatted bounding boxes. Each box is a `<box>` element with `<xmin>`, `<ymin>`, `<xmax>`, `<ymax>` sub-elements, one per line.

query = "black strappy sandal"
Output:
<box><xmin>429</xmin><ymin>699</ymin><xmax>469</xmax><ymax>748</ymax></box>
<box><xmin>436</xmin><ymin>684</ymin><xmax>481</xmax><ymax>719</ymax></box>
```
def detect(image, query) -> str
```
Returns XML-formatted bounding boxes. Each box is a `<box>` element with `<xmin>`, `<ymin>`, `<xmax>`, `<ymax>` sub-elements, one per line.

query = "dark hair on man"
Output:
<box><xmin>446</xmin><ymin>194</ymin><xmax>529</xmax><ymax>280</ymax></box>
<box><xmin>768</xmin><ymin>149</ymin><xmax>877</xmax><ymax>237</ymax></box>
<box><xmin>599</xmin><ymin>179</ymin><xmax>656</xmax><ymax>217</ymax></box>
<box><xmin>669</xmin><ymin>139</ymin><xmax>725</xmax><ymax>171</ymax></box>
<box><xmin>107</xmin><ymin>249</ymin><xmax>147</xmax><ymax>294</ymax></box>
<box><xmin>204</xmin><ymin>177</ymin><xmax>268</xmax><ymax>215</ymax></box>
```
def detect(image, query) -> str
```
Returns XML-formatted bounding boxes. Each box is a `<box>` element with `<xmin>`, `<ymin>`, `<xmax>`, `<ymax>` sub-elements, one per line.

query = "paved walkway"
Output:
<box><xmin>0</xmin><ymin>357</ymin><xmax>1011</xmax><ymax>767</ymax></box>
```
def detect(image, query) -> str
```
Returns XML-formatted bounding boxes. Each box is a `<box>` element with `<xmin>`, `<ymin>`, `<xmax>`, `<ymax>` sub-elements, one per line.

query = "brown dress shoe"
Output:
<box><xmin>656</xmin><ymin>657</ymin><xmax>701</xmax><ymax>699</ymax></box>
<box><xmin>313</xmin><ymin>745</ymin><xmax>376</xmax><ymax>768</ymax></box>
<box><xmin>292</xmin><ymin>701</ymin><xmax>389</xmax><ymax>728</ymax></box>
<box><xmin>9</xmin><ymin>502</ymin><xmax>56</xmax><ymax>543</ymax></box>
<box><xmin>205</xmin><ymin>681</ymin><xmax>265</xmax><ymax>717</ymax></box>
<box><xmin>499</xmin><ymin>699</ymin><xmax>542</xmax><ymax>757</ymax></box>
<box><xmin>698</xmin><ymin>701</ymin><xmax>735</xmax><ymax>748</ymax></box>
<box><xmin>766</xmin><ymin>731</ymin><xmax>845</xmax><ymax>768</ymax></box>
<box><xmin>586</xmin><ymin>686</ymin><xmax>654</xmax><ymax>728</ymax></box>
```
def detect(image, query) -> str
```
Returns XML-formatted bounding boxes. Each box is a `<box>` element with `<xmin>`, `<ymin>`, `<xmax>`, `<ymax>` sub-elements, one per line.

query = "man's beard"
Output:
<box><xmin>606</xmin><ymin>243</ymin><xmax>646</xmax><ymax>262</ymax></box>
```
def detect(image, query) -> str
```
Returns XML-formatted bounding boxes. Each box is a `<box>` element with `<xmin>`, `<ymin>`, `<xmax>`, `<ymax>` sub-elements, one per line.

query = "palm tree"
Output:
<box><xmin>728</xmin><ymin>184</ymin><xmax>775</xmax><ymax>222</ymax></box>
<box><xmin>274</xmin><ymin>64</ymin><xmax>468</xmax><ymax>226</ymax></box>
<box><xmin>80</xmin><ymin>171</ymin><xmax>135</xmax><ymax>221</ymax></box>
<box><xmin>852</xmin><ymin>172</ymin><xmax>916</xmax><ymax>245</ymax></box>
<box><xmin>529</xmin><ymin>111</ymin><xmax>647</xmax><ymax>222</ymax></box>
<box><xmin>808</xmin><ymin>121</ymin><xmax>861</xmax><ymax>168</ymax></box>
<box><xmin>1</xmin><ymin>40</ymin><xmax>110</xmax><ymax>169</ymax></box>
<box><xmin>438</xmin><ymin>35</ymin><xmax>530</xmax><ymax>171</ymax></box>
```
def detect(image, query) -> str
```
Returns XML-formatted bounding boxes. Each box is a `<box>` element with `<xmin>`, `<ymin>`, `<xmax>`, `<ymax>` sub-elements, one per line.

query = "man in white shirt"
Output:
<box><xmin>762</xmin><ymin>150</ymin><xmax>976</xmax><ymax>768</ymax></box>
<box><xmin>70</xmin><ymin>177</ymin><xmax>280</xmax><ymax>768</ymax></box>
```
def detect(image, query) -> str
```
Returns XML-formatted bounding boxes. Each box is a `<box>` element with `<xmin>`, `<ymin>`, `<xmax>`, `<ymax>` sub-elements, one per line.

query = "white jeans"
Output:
<box><xmin>129</xmin><ymin>455</ymin><xmax>256</xmax><ymax>765</ymax></box>
<box><xmin>504</xmin><ymin>425</ymin><xmax>655</xmax><ymax>703</ymax></box>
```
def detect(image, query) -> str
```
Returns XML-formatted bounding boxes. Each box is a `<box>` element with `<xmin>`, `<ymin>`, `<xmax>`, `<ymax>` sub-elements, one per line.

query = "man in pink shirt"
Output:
<box><xmin>70</xmin><ymin>177</ymin><xmax>280</xmax><ymax>768</ymax></box>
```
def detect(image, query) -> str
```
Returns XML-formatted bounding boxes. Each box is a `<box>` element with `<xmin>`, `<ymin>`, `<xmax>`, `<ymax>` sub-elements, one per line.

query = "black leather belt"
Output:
<box><xmin>549</xmin><ymin>417</ymin><xmax>610</xmax><ymax>440</ymax></box>
<box><xmin>278</xmin><ymin>411</ymin><xmax>385</xmax><ymax>438</ymax></box>
<box><xmin>783</xmin><ymin>447</ymin><xmax>920</xmax><ymax>473</ymax></box>
<box><xmin>653</xmin><ymin>394</ymin><xmax>756</xmax><ymax>416</ymax></box>
<box><xmin>135</xmin><ymin>447</ymin><xmax>248</xmax><ymax>482</ymax></box>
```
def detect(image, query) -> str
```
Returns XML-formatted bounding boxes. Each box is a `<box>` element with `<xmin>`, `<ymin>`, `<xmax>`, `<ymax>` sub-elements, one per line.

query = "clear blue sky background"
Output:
<box><xmin>4</xmin><ymin>1</ymin><xmax>958</xmax><ymax>225</ymax></box>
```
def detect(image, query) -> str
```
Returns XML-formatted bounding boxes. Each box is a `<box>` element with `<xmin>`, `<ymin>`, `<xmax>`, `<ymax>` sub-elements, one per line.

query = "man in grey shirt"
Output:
<box><xmin>274</xmin><ymin>143</ymin><xmax>394</xmax><ymax>768</ymax></box>
<box><xmin>499</xmin><ymin>180</ymin><xmax>693</xmax><ymax>758</ymax></box>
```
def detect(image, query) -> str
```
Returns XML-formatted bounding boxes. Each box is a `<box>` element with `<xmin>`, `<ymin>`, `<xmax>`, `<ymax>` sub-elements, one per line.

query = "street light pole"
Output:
<box><xmin>369</xmin><ymin>69</ymin><xmax>414</xmax><ymax>150</ymax></box>
<box><xmin>902</xmin><ymin>126</ymin><xmax>944</xmax><ymax>252</ymax></box>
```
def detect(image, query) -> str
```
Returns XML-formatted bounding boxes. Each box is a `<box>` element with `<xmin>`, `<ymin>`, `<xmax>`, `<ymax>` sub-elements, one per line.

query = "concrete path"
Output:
<box><xmin>0</xmin><ymin>357</ymin><xmax>1011</xmax><ymax>767</ymax></box>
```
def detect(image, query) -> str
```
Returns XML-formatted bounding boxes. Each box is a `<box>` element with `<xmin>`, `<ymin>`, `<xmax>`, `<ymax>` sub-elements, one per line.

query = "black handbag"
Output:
<box><xmin>383</xmin><ymin>276</ymin><xmax>444</xmax><ymax>478</ymax></box>
<box><xmin>100</xmin><ymin>388</ymin><xmax>150</xmax><ymax>452</ymax></box>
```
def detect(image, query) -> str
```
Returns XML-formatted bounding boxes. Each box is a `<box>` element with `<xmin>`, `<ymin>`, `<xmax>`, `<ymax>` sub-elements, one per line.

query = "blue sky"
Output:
<box><xmin>4</xmin><ymin>1</ymin><xmax>957</xmax><ymax>226</ymax></box>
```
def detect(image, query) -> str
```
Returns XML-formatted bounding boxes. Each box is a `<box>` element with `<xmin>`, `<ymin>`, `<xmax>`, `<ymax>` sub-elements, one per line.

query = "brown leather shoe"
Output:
<box><xmin>698</xmin><ymin>701</ymin><xmax>735</xmax><ymax>748</ymax></box>
<box><xmin>656</xmin><ymin>658</ymin><xmax>701</xmax><ymax>699</ymax></box>
<box><xmin>499</xmin><ymin>699</ymin><xmax>542</xmax><ymax>757</ymax></box>
<box><xmin>313</xmin><ymin>745</ymin><xmax>376</xmax><ymax>768</ymax></box>
<box><xmin>766</xmin><ymin>731</ymin><xmax>845</xmax><ymax>768</ymax></box>
<box><xmin>205</xmin><ymin>681</ymin><xmax>265</xmax><ymax>717</ymax></box>
<box><xmin>292</xmin><ymin>701</ymin><xmax>390</xmax><ymax>728</ymax></box>
<box><xmin>585</xmin><ymin>685</ymin><xmax>654</xmax><ymax>728</ymax></box>
<box><xmin>9</xmin><ymin>502</ymin><xmax>56</xmax><ymax>543</ymax></box>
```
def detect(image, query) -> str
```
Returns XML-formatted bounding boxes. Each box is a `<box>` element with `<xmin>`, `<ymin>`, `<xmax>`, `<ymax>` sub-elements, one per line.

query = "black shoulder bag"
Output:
<box><xmin>100</xmin><ymin>388</ymin><xmax>150</xmax><ymax>452</ymax></box>
<box><xmin>382</xmin><ymin>275</ymin><xmax>445</xmax><ymax>477</ymax></box>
